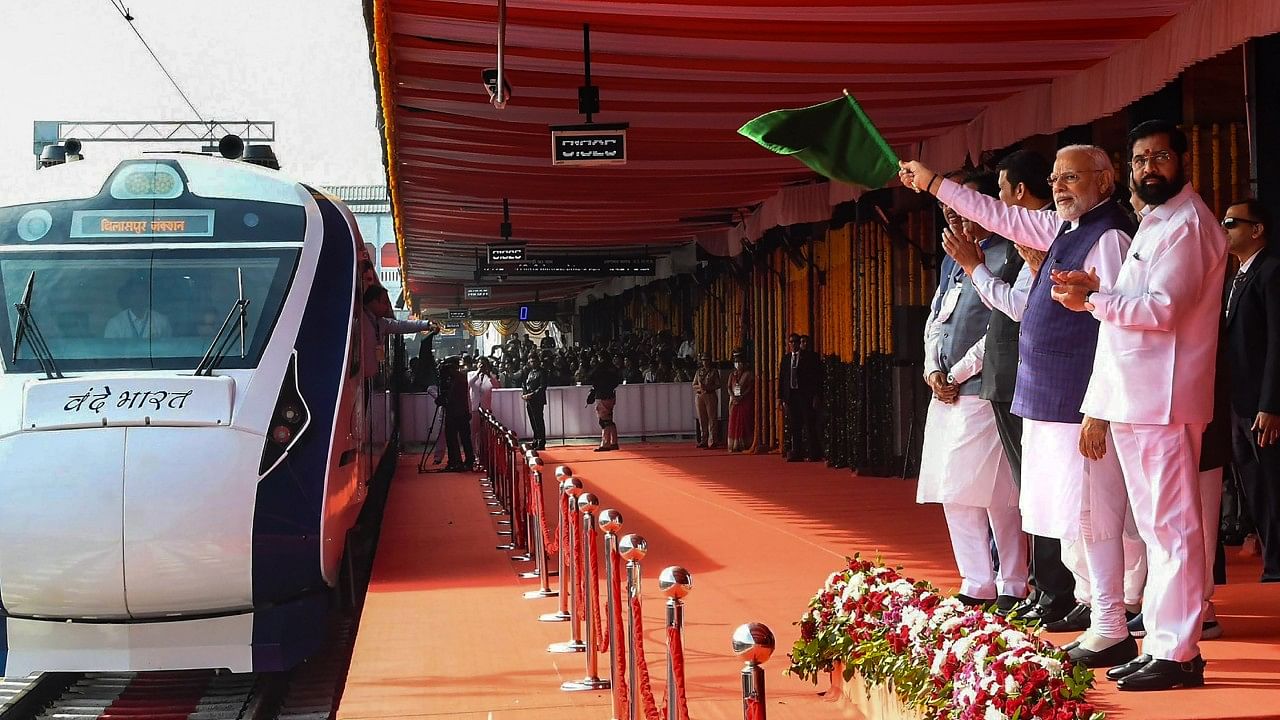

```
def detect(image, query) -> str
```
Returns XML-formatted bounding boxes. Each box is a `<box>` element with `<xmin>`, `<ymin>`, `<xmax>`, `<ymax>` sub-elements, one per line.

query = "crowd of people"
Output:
<box><xmin>411</xmin><ymin>329</ymin><xmax>762</xmax><ymax>468</ymax></box>
<box><xmin>898</xmin><ymin>118</ymin><xmax>1278</xmax><ymax>692</ymax></box>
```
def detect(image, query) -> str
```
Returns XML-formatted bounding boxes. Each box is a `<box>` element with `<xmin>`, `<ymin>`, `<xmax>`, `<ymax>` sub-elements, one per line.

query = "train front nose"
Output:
<box><xmin>0</xmin><ymin>428</ymin><xmax>130</xmax><ymax>618</ymax></box>
<box><xmin>0</xmin><ymin>425</ymin><xmax>261</xmax><ymax>619</ymax></box>
<box><xmin>0</xmin><ymin>374</ymin><xmax>259</xmax><ymax>620</ymax></box>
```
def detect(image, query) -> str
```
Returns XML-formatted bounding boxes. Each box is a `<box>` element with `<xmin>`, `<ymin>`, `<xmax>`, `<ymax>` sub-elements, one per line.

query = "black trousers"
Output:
<box><xmin>785</xmin><ymin>394</ymin><xmax>820</xmax><ymax>460</ymax></box>
<box><xmin>1231</xmin><ymin>410</ymin><xmax>1280</xmax><ymax>581</ymax></box>
<box><xmin>527</xmin><ymin>402</ymin><xmax>547</xmax><ymax>448</ymax></box>
<box><xmin>444</xmin><ymin>412</ymin><xmax>474</xmax><ymax>466</ymax></box>
<box><xmin>990</xmin><ymin>401</ymin><xmax>1075</xmax><ymax>606</ymax></box>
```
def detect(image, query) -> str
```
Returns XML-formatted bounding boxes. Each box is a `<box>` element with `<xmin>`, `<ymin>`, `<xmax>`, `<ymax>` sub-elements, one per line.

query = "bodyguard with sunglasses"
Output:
<box><xmin>1222</xmin><ymin>199</ymin><xmax>1280</xmax><ymax>584</ymax></box>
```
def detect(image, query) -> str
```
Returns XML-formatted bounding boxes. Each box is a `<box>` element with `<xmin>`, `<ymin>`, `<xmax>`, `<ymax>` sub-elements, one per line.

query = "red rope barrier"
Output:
<box><xmin>609</xmin><ymin>550</ymin><xmax>629</xmax><ymax>713</ymax></box>
<box><xmin>588</xmin><ymin>528</ymin><xmax>607</xmax><ymax>652</ymax></box>
<box><xmin>630</xmin><ymin>593</ymin><xmax>664</xmax><ymax>720</ymax></box>
<box><xmin>667</xmin><ymin>625</ymin><xmax>690</xmax><ymax>720</ymax></box>
<box><xmin>557</xmin><ymin>493</ymin><xmax>570</xmax><ymax>559</ymax></box>
<box><xmin>529</xmin><ymin>473</ymin><xmax>559</xmax><ymax>556</ymax></box>
<box><xmin>746</xmin><ymin>696</ymin><xmax>764</xmax><ymax>720</ymax></box>
<box><xmin>571</xmin><ymin>509</ymin><xmax>584</xmax><ymax>626</ymax></box>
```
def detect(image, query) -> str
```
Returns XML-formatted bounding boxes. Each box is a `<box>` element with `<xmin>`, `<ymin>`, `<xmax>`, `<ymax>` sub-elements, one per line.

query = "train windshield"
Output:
<box><xmin>0</xmin><ymin>247</ymin><xmax>298</xmax><ymax>372</ymax></box>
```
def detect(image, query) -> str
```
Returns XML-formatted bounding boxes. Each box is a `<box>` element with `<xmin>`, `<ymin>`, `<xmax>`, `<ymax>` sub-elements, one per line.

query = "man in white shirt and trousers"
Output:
<box><xmin>916</xmin><ymin>171</ymin><xmax>1028</xmax><ymax>611</ymax></box>
<box><xmin>1051</xmin><ymin>120</ymin><xmax>1227</xmax><ymax>691</ymax></box>
<box><xmin>904</xmin><ymin>146</ymin><xmax>1142</xmax><ymax>671</ymax></box>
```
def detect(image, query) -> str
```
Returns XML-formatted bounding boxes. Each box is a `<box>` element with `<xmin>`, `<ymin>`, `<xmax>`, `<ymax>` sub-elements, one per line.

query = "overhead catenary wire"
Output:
<box><xmin>105</xmin><ymin>0</ymin><xmax>209</xmax><ymax>133</ymax></box>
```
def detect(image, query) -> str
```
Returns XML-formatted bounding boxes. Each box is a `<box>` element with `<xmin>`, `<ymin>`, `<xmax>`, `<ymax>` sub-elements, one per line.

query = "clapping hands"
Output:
<box><xmin>1050</xmin><ymin>267</ymin><xmax>1101</xmax><ymax>312</ymax></box>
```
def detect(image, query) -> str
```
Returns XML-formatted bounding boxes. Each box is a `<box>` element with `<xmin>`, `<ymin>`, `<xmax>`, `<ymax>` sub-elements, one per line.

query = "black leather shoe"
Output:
<box><xmin>1062</xmin><ymin>638</ymin><xmax>1082</xmax><ymax>652</ymax></box>
<box><xmin>1020</xmin><ymin>600</ymin><xmax>1074</xmax><ymax>625</ymax></box>
<box><xmin>992</xmin><ymin>595</ymin><xmax>1024</xmax><ymax>616</ymax></box>
<box><xmin>1127</xmin><ymin>612</ymin><xmax>1146</xmax><ymax>638</ymax></box>
<box><xmin>1106</xmin><ymin>653</ymin><xmax>1152</xmax><ymax>681</ymax></box>
<box><xmin>1044</xmin><ymin>603</ymin><xmax>1091</xmax><ymax>632</ymax></box>
<box><xmin>1116</xmin><ymin>656</ymin><xmax>1206</xmax><ymax>691</ymax></box>
<box><xmin>956</xmin><ymin>593</ymin><xmax>994</xmax><ymax>608</ymax></box>
<box><xmin>1067</xmin><ymin>636</ymin><xmax>1140</xmax><ymax>668</ymax></box>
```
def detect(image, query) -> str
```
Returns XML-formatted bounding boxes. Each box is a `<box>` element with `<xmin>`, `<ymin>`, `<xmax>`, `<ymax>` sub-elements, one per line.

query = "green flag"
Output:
<box><xmin>738</xmin><ymin>92</ymin><xmax>900</xmax><ymax>189</ymax></box>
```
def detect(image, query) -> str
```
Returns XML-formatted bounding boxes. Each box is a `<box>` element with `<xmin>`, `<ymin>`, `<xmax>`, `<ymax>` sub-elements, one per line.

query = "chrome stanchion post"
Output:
<box><xmin>495</xmin><ymin>434</ymin><xmax>518</xmax><ymax>534</ymax></box>
<box><xmin>484</xmin><ymin>427</ymin><xmax>503</xmax><ymax>507</ymax></box>
<box><xmin>598</xmin><ymin>509</ymin><xmax>625</xmax><ymax>718</ymax></box>
<box><xmin>732</xmin><ymin>623</ymin><xmax>775</xmax><ymax>720</ymax></box>
<box><xmin>479</xmin><ymin>413</ymin><xmax>494</xmax><ymax>487</ymax></box>
<box><xmin>540</xmin><ymin>477</ymin><xmax>581</xmax><ymax>622</ymax></box>
<box><xmin>548</xmin><ymin>488</ymin><xmax>588</xmax><ymax>653</ymax></box>
<box><xmin>564</xmin><ymin>493</ymin><xmax>609</xmax><ymax>691</ymax></box>
<box><xmin>619</xmin><ymin>533</ymin><xmax>647</xmax><ymax>720</ymax></box>
<box><xmin>659</xmin><ymin>566</ymin><xmax>693</xmax><ymax>720</ymax></box>
<box><xmin>523</xmin><ymin>463</ymin><xmax>558</xmax><ymax>599</ymax></box>
<box><xmin>513</xmin><ymin>456</ymin><xmax>541</xmax><ymax>568</ymax></box>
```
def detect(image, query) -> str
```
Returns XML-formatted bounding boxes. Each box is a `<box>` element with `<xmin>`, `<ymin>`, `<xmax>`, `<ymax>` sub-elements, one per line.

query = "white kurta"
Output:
<box><xmin>1020</xmin><ymin>418</ymin><xmax>1126</xmax><ymax>541</ymax></box>
<box><xmin>916</xmin><ymin>396</ymin><xmax>1016</xmax><ymax>508</ymax></box>
<box><xmin>938</xmin><ymin>182</ymin><xmax>1135</xmax><ymax>543</ymax></box>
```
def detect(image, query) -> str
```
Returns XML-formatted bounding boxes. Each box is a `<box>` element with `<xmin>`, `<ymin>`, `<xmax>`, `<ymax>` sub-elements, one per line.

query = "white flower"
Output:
<box><xmin>842</xmin><ymin>573</ymin><xmax>868</xmax><ymax>602</ymax></box>
<box><xmin>1028</xmin><ymin>654</ymin><xmax>1064</xmax><ymax>675</ymax></box>
<box><xmin>972</xmin><ymin>643</ymin><xmax>990</xmax><ymax>667</ymax></box>
<box><xmin>930</xmin><ymin>648</ymin><xmax>946</xmax><ymax>675</ymax></box>
<box><xmin>952</xmin><ymin>634</ymin><xmax>975</xmax><ymax>659</ymax></box>
<box><xmin>984</xmin><ymin>704</ymin><xmax>1008</xmax><ymax>720</ymax></box>
<box><xmin>1004</xmin><ymin>675</ymin><xmax>1020</xmax><ymax>695</ymax></box>
<box><xmin>1000</xmin><ymin>629</ymin><xmax>1027</xmax><ymax>647</ymax></box>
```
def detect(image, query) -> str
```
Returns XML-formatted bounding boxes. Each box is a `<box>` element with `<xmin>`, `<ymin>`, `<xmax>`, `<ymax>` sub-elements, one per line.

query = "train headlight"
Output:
<box><xmin>17</xmin><ymin>209</ymin><xmax>53</xmax><ymax>242</ymax></box>
<box><xmin>279</xmin><ymin>402</ymin><xmax>304</xmax><ymax>426</ymax></box>
<box><xmin>109</xmin><ymin>163</ymin><xmax>184</xmax><ymax>200</ymax></box>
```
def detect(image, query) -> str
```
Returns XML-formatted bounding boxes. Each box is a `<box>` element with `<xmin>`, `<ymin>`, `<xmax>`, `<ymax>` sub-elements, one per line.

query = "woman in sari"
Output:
<box><xmin>726</xmin><ymin>351</ymin><xmax>755</xmax><ymax>452</ymax></box>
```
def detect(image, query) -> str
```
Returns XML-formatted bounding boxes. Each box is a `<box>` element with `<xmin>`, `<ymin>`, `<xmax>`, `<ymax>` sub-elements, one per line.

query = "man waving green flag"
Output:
<box><xmin>738</xmin><ymin>91</ymin><xmax>900</xmax><ymax>189</ymax></box>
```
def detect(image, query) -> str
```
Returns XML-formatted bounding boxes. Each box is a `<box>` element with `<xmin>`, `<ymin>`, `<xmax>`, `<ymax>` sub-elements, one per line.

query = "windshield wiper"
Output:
<box><xmin>194</xmin><ymin>268</ymin><xmax>251</xmax><ymax>376</ymax></box>
<box><xmin>12</xmin><ymin>271</ymin><xmax>63</xmax><ymax>380</ymax></box>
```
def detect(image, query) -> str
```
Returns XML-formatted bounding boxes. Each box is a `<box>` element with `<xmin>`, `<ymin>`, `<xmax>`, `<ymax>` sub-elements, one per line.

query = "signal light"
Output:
<box><xmin>271</xmin><ymin>425</ymin><xmax>293</xmax><ymax>444</ymax></box>
<box><xmin>259</xmin><ymin>354</ymin><xmax>310</xmax><ymax>475</ymax></box>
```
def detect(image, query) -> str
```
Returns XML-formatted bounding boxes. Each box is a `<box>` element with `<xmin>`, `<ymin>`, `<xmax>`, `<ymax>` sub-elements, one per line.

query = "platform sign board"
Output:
<box><xmin>550</xmin><ymin>123</ymin><xmax>628</xmax><ymax>166</ymax></box>
<box><xmin>480</xmin><ymin>257</ymin><xmax>656</xmax><ymax>277</ymax></box>
<box><xmin>488</xmin><ymin>244</ymin><xmax>525</xmax><ymax>263</ymax></box>
<box><xmin>447</xmin><ymin>308</ymin><xmax>471</xmax><ymax>319</ymax></box>
<box><xmin>464</xmin><ymin>286</ymin><xmax>492</xmax><ymax>299</ymax></box>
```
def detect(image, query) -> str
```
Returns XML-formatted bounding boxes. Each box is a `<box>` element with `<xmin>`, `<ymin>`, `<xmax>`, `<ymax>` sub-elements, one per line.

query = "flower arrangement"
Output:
<box><xmin>788</xmin><ymin>556</ymin><xmax>1103</xmax><ymax>720</ymax></box>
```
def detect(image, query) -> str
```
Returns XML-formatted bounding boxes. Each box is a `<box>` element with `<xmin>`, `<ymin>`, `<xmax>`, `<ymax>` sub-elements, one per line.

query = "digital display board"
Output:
<box><xmin>551</xmin><ymin>123</ymin><xmax>628</xmax><ymax>166</ymax></box>
<box><xmin>488</xmin><ymin>244</ymin><xmax>526</xmax><ymax>263</ymax></box>
<box><xmin>482</xmin><ymin>257</ymin><xmax>656</xmax><ymax>277</ymax></box>
<box><xmin>518</xmin><ymin>302</ymin><xmax>558</xmax><ymax>321</ymax></box>
<box><xmin>69</xmin><ymin>209</ymin><xmax>215</xmax><ymax>239</ymax></box>
<box><xmin>447</xmin><ymin>308</ymin><xmax>471</xmax><ymax>319</ymax></box>
<box><xmin>464</xmin><ymin>286</ymin><xmax>492</xmax><ymax>299</ymax></box>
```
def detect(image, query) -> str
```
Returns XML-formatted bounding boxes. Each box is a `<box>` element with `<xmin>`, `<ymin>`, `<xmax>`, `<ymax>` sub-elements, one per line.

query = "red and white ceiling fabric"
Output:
<box><xmin>370</xmin><ymin>0</ymin><xmax>1280</xmax><ymax>308</ymax></box>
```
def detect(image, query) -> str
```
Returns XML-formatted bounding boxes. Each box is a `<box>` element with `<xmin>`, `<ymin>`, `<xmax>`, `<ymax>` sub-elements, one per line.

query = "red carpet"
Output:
<box><xmin>338</xmin><ymin>443</ymin><xmax>1280</xmax><ymax>720</ymax></box>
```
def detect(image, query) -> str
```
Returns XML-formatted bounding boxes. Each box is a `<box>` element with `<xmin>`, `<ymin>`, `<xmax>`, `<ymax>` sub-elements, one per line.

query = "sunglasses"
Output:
<box><xmin>1222</xmin><ymin>218</ymin><xmax>1259</xmax><ymax>230</ymax></box>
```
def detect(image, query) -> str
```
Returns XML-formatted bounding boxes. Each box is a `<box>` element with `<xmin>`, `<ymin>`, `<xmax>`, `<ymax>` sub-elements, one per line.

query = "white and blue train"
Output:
<box><xmin>0</xmin><ymin>153</ymin><xmax>396</xmax><ymax>674</ymax></box>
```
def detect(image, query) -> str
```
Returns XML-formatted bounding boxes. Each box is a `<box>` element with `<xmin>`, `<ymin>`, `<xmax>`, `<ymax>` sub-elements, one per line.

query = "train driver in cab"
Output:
<box><xmin>104</xmin><ymin>277</ymin><xmax>172</xmax><ymax>339</ymax></box>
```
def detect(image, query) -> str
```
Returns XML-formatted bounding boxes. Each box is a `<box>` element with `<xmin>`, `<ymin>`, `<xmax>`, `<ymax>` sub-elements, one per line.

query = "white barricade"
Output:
<box><xmin>399</xmin><ymin>391</ymin><xmax>443</xmax><ymax>444</ymax></box>
<box><xmin>490</xmin><ymin>383</ymin><xmax>698</xmax><ymax>441</ymax></box>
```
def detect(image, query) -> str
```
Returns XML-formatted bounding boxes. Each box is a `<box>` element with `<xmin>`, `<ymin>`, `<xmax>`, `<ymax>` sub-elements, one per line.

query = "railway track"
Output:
<box><xmin>0</xmin><ymin>616</ymin><xmax>355</xmax><ymax>720</ymax></box>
